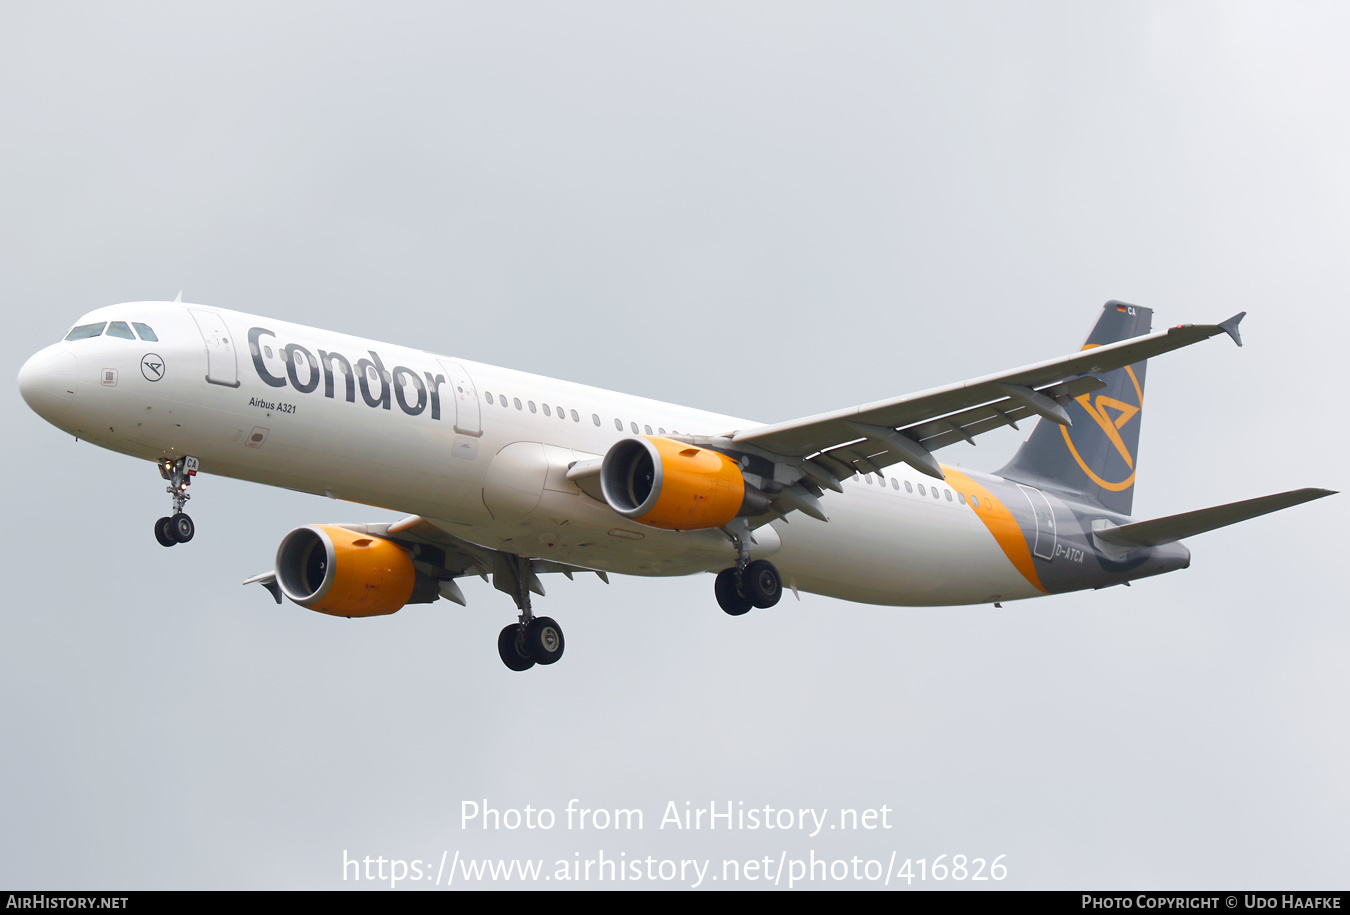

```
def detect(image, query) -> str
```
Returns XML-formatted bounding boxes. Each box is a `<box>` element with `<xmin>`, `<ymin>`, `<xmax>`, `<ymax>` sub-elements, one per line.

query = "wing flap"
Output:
<box><xmin>805</xmin><ymin>375</ymin><xmax>1109</xmax><ymax>479</ymax></box>
<box><xmin>908</xmin><ymin>375</ymin><xmax>1106</xmax><ymax>452</ymax></box>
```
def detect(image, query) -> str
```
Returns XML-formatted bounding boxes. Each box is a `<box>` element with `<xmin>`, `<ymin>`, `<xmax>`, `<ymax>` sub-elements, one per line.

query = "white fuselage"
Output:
<box><xmin>19</xmin><ymin>302</ymin><xmax>1046</xmax><ymax>606</ymax></box>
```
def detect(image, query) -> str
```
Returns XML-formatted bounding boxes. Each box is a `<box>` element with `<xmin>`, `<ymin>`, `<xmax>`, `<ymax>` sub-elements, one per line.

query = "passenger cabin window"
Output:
<box><xmin>971</xmin><ymin>495</ymin><xmax>980</xmax><ymax>508</ymax></box>
<box><xmin>107</xmin><ymin>321</ymin><xmax>136</xmax><ymax>340</ymax></box>
<box><xmin>528</xmin><ymin>401</ymin><xmax>537</xmax><ymax>413</ymax></box>
<box><xmin>592</xmin><ymin>414</ymin><xmax>600</xmax><ymax>426</ymax></box>
<box><xmin>132</xmin><ymin>323</ymin><xmax>158</xmax><ymax>342</ymax></box>
<box><xmin>614</xmin><ymin>418</ymin><xmax>623</xmax><ymax>431</ymax></box>
<box><xmin>64</xmin><ymin>322</ymin><xmax>106</xmax><ymax>340</ymax></box>
<box><xmin>905</xmin><ymin>481</ymin><xmax>913</xmax><ymax>493</ymax></box>
<box><xmin>485</xmin><ymin>392</ymin><xmax>494</xmax><ymax>405</ymax></box>
<box><xmin>513</xmin><ymin>398</ymin><xmax>523</xmax><ymax>410</ymax></box>
<box><xmin>644</xmin><ymin>424</ymin><xmax>653</xmax><ymax>435</ymax></box>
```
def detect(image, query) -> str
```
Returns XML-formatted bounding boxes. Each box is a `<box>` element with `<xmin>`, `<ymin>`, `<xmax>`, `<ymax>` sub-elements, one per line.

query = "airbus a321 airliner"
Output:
<box><xmin>18</xmin><ymin>299</ymin><xmax>1333</xmax><ymax>670</ymax></box>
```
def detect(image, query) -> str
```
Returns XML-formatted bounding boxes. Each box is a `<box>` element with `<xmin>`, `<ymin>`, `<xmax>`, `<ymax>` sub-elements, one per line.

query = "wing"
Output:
<box><xmin>727</xmin><ymin>314</ymin><xmax>1245</xmax><ymax>488</ymax></box>
<box><xmin>243</xmin><ymin>514</ymin><xmax>608</xmax><ymax>606</ymax></box>
<box><xmin>563</xmin><ymin>311</ymin><xmax>1245</xmax><ymax>526</ymax></box>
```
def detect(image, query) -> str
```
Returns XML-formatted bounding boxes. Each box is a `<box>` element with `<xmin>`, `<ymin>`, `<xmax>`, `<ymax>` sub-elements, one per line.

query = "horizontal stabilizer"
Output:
<box><xmin>1094</xmin><ymin>488</ymin><xmax>1335</xmax><ymax>548</ymax></box>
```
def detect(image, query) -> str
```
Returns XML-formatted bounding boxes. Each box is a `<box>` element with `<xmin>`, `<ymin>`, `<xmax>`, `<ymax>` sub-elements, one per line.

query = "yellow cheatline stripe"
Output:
<box><xmin>942</xmin><ymin>467</ymin><xmax>1046</xmax><ymax>593</ymax></box>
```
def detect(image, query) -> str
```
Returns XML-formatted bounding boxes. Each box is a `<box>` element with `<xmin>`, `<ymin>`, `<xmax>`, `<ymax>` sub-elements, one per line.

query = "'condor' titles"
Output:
<box><xmin>248</xmin><ymin>327</ymin><xmax>446</xmax><ymax>420</ymax></box>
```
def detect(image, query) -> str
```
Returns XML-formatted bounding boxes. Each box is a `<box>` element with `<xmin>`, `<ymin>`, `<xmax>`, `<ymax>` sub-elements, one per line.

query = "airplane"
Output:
<box><xmin>17</xmin><ymin>299</ymin><xmax>1334</xmax><ymax>671</ymax></box>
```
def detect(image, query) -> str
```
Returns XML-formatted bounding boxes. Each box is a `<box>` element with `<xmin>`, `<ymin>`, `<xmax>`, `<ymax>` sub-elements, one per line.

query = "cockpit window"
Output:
<box><xmin>107</xmin><ymin>321</ymin><xmax>136</xmax><ymax>340</ymax></box>
<box><xmin>132</xmin><ymin>323</ymin><xmax>158</xmax><ymax>342</ymax></box>
<box><xmin>64</xmin><ymin>322</ymin><xmax>106</xmax><ymax>340</ymax></box>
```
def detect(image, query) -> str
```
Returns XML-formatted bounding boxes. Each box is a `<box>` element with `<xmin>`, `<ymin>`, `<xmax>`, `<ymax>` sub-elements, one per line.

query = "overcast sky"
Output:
<box><xmin>3</xmin><ymin>1</ymin><xmax>1346</xmax><ymax>890</ymax></box>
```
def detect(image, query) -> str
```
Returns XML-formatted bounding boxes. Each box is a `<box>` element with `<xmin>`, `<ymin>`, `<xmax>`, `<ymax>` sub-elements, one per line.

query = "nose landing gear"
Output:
<box><xmin>154</xmin><ymin>456</ymin><xmax>198</xmax><ymax>546</ymax></box>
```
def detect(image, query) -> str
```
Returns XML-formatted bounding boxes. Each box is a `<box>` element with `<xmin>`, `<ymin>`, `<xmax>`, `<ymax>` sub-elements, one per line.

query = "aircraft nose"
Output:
<box><xmin>18</xmin><ymin>346</ymin><xmax>78</xmax><ymax>423</ymax></box>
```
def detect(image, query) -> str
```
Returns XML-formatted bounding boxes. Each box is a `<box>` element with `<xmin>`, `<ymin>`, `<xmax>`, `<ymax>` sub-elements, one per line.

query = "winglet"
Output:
<box><xmin>174</xmin><ymin>290</ymin><xmax>183</xmax><ymax>303</ymax></box>
<box><xmin>1218</xmin><ymin>312</ymin><xmax>1245</xmax><ymax>347</ymax></box>
<box><xmin>242</xmin><ymin>571</ymin><xmax>283</xmax><ymax>604</ymax></box>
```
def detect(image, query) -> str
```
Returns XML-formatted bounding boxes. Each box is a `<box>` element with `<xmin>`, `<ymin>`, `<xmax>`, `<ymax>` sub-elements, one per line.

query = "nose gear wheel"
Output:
<box><xmin>153</xmin><ymin>456</ymin><xmax>200</xmax><ymax>546</ymax></box>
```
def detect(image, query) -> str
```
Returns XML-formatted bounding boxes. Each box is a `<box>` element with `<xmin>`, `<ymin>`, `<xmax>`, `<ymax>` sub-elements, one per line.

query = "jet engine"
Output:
<box><xmin>274</xmin><ymin>524</ymin><xmax>433</xmax><ymax>617</ymax></box>
<box><xmin>599</xmin><ymin>436</ymin><xmax>767</xmax><ymax>531</ymax></box>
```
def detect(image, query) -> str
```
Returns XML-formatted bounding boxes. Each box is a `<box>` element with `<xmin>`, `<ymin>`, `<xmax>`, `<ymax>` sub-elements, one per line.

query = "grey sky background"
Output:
<box><xmin>2</xmin><ymin>1</ymin><xmax>1346</xmax><ymax>889</ymax></box>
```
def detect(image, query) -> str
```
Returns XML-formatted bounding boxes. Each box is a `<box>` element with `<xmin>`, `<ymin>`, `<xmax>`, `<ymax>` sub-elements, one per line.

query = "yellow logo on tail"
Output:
<box><xmin>1059</xmin><ymin>364</ymin><xmax>1144</xmax><ymax>491</ymax></box>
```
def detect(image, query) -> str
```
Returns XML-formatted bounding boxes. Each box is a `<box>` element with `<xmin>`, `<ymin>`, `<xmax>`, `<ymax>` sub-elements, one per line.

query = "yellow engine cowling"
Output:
<box><xmin>600</xmin><ymin>436</ymin><xmax>754</xmax><ymax>531</ymax></box>
<box><xmin>275</xmin><ymin>524</ymin><xmax>417</xmax><ymax>617</ymax></box>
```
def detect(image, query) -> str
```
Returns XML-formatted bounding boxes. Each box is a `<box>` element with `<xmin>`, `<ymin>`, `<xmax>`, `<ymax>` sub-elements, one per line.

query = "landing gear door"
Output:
<box><xmin>189</xmin><ymin>310</ymin><xmax>240</xmax><ymax>388</ymax></box>
<box><xmin>437</xmin><ymin>360</ymin><xmax>481</xmax><ymax>437</ymax></box>
<box><xmin>1017</xmin><ymin>484</ymin><xmax>1058</xmax><ymax>561</ymax></box>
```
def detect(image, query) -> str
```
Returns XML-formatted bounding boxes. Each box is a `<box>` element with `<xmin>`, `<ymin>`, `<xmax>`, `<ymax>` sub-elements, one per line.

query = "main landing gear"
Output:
<box><xmin>714</xmin><ymin>521</ymin><xmax>783</xmax><ymax>615</ymax></box>
<box><xmin>715</xmin><ymin>560</ymin><xmax>783</xmax><ymax>615</ymax></box>
<box><xmin>497</xmin><ymin>618</ymin><xmax>565</xmax><ymax>672</ymax></box>
<box><xmin>494</xmin><ymin>553</ymin><xmax>566</xmax><ymax>672</ymax></box>
<box><xmin>154</xmin><ymin>456</ymin><xmax>198</xmax><ymax>547</ymax></box>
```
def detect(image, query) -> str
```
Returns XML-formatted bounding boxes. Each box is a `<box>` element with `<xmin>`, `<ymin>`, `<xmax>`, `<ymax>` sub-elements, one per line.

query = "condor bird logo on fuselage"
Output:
<box><xmin>141</xmin><ymin>354</ymin><xmax>165</xmax><ymax>382</ymax></box>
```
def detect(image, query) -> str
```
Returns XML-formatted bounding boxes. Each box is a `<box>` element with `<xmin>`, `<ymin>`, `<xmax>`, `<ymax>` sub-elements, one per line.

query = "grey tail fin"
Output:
<box><xmin>998</xmin><ymin>301</ymin><xmax>1152</xmax><ymax>515</ymax></box>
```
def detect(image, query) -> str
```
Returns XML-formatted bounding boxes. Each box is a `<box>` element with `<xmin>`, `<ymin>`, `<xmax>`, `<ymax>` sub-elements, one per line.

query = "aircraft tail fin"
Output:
<box><xmin>998</xmin><ymin>301</ymin><xmax>1153</xmax><ymax>515</ymax></box>
<box><xmin>1094</xmin><ymin>488</ymin><xmax>1336</xmax><ymax>548</ymax></box>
